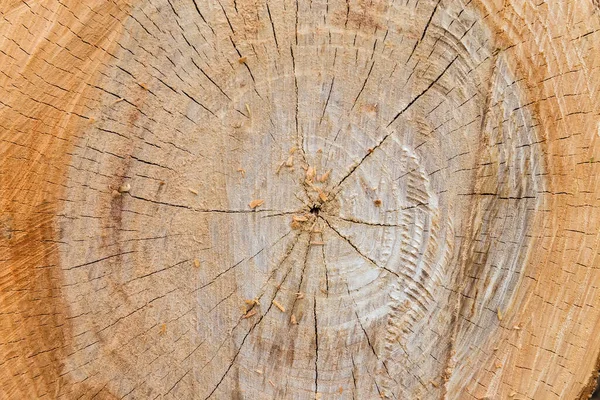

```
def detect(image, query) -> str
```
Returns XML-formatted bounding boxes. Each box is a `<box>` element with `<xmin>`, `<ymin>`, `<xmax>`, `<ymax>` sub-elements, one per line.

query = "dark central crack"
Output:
<box><xmin>309</xmin><ymin>204</ymin><xmax>321</xmax><ymax>216</ymax></box>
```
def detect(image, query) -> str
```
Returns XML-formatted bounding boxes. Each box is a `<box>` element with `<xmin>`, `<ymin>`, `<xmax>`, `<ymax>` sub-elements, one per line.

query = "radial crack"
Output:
<box><xmin>321</xmin><ymin>217</ymin><xmax>399</xmax><ymax>278</ymax></box>
<box><xmin>129</xmin><ymin>193</ymin><xmax>296</xmax><ymax>215</ymax></box>
<box><xmin>313</xmin><ymin>297</ymin><xmax>319</xmax><ymax>396</ymax></box>
<box><xmin>405</xmin><ymin>0</ymin><xmax>441</xmax><ymax>65</ymax></box>
<box><xmin>329</xmin><ymin>56</ymin><xmax>459</xmax><ymax>193</ymax></box>
<box><xmin>191</xmin><ymin>0</ymin><xmax>215</xmax><ymax>34</ymax></box>
<box><xmin>203</xmin><ymin>233</ymin><xmax>306</xmax><ymax>399</ymax></box>
<box><xmin>320</xmin><ymin>244</ymin><xmax>329</xmax><ymax>297</ymax></box>
<box><xmin>192</xmin><ymin>229</ymin><xmax>293</xmax><ymax>294</ymax></box>
<box><xmin>329</xmin><ymin>215</ymin><xmax>405</xmax><ymax>228</ymax></box>
<box><xmin>351</xmin><ymin>61</ymin><xmax>375</xmax><ymax>110</ymax></box>
<box><xmin>388</xmin><ymin>55</ymin><xmax>458</xmax><ymax>128</ymax></box>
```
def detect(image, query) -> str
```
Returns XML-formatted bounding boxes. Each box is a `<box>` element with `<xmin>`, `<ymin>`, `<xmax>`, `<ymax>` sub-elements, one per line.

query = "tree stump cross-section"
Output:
<box><xmin>1</xmin><ymin>0</ymin><xmax>600</xmax><ymax>399</ymax></box>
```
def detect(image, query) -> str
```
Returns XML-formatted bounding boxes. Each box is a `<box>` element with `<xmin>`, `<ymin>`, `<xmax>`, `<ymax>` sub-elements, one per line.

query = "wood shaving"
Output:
<box><xmin>249</xmin><ymin>199</ymin><xmax>264</xmax><ymax>209</ymax></box>
<box><xmin>318</xmin><ymin>191</ymin><xmax>328</xmax><ymax>202</ymax></box>
<box><xmin>276</xmin><ymin>161</ymin><xmax>285</xmax><ymax>174</ymax></box>
<box><xmin>237</xmin><ymin>168</ymin><xmax>246</xmax><ymax>177</ymax></box>
<box><xmin>307</xmin><ymin>181</ymin><xmax>318</xmax><ymax>192</ymax></box>
<box><xmin>238</xmin><ymin>56</ymin><xmax>247</xmax><ymax>64</ymax></box>
<box><xmin>118</xmin><ymin>183</ymin><xmax>131</xmax><ymax>193</ymax></box>
<box><xmin>290</xmin><ymin>314</ymin><xmax>297</xmax><ymax>325</ymax></box>
<box><xmin>374</xmin><ymin>199</ymin><xmax>382</xmax><ymax>207</ymax></box>
<box><xmin>293</xmin><ymin>215</ymin><xmax>309</xmax><ymax>222</ymax></box>
<box><xmin>306</xmin><ymin>166</ymin><xmax>316</xmax><ymax>182</ymax></box>
<box><xmin>244</xmin><ymin>299</ymin><xmax>259</xmax><ymax>312</ymax></box>
<box><xmin>296</xmin><ymin>292</ymin><xmax>304</xmax><ymax>299</ymax></box>
<box><xmin>285</xmin><ymin>155</ymin><xmax>294</xmax><ymax>167</ymax></box>
<box><xmin>242</xmin><ymin>309</ymin><xmax>257</xmax><ymax>319</ymax></box>
<box><xmin>361</xmin><ymin>103</ymin><xmax>378</xmax><ymax>113</ymax></box>
<box><xmin>272</xmin><ymin>300</ymin><xmax>286</xmax><ymax>312</ymax></box>
<box><xmin>497</xmin><ymin>308</ymin><xmax>503</xmax><ymax>321</ymax></box>
<box><xmin>188</xmin><ymin>188</ymin><xmax>198</xmax><ymax>195</ymax></box>
<box><xmin>318</xmin><ymin>170</ymin><xmax>331</xmax><ymax>182</ymax></box>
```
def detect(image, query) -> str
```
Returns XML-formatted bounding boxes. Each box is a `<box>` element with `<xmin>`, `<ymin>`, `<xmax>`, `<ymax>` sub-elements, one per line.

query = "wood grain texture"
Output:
<box><xmin>1</xmin><ymin>0</ymin><xmax>600</xmax><ymax>399</ymax></box>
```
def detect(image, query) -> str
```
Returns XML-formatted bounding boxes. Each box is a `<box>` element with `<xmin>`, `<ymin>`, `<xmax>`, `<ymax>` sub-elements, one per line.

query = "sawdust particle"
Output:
<box><xmin>249</xmin><ymin>199</ymin><xmax>264</xmax><ymax>209</ymax></box>
<box><xmin>118</xmin><ymin>183</ymin><xmax>131</xmax><ymax>193</ymax></box>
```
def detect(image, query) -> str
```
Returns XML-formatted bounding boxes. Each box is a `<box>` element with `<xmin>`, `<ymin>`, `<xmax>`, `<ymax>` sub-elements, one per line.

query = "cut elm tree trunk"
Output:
<box><xmin>1</xmin><ymin>0</ymin><xmax>600</xmax><ymax>399</ymax></box>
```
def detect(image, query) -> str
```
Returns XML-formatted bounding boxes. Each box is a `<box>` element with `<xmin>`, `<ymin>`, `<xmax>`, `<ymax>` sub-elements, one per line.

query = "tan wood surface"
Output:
<box><xmin>1</xmin><ymin>0</ymin><xmax>600</xmax><ymax>399</ymax></box>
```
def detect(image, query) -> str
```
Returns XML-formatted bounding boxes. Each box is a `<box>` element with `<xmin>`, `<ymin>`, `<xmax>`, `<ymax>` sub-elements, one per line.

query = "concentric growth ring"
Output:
<box><xmin>56</xmin><ymin>1</ymin><xmax>542</xmax><ymax>398</ymax></box>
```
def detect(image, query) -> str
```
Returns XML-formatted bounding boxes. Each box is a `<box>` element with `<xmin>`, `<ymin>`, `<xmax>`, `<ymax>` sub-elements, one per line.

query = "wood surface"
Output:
<box><xmin>1</xmin><ymin>0</ymin><xmax>600</xmax><ymax>399</ymax></box>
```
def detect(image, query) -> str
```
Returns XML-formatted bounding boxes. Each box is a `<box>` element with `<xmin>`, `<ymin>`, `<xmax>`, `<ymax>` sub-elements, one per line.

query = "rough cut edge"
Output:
<box><xmin>578</xmin><ymin>356</ymin><xmax>600</xmax><ymax>400</ymax></box>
